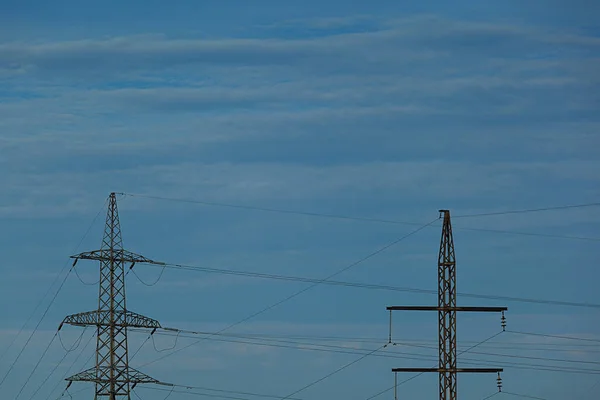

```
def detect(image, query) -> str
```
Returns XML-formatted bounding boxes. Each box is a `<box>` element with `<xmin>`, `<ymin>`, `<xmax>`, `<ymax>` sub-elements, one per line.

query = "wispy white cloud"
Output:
<box><xmin>0</xmin><ymin>15</ymin><xmax>598</xmax><ymax>80</ymax></box>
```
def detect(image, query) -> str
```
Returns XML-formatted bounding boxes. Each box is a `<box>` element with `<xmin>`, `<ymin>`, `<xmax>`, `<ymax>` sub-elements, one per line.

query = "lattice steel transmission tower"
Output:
<box><xmin>387</xmin><ymin>210</ymin><xmax>507</xmax><ymax>400</ymax></box>
<box><xmin>59</xmin><ymin>192</ymin><xmax>165</xmax><ymax>399</ymax></box>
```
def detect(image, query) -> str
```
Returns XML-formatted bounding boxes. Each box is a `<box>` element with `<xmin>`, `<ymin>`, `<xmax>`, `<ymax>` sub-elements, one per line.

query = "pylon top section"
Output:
<box><xmin>387</xmin><ymin>209</ymin><xmax>507</xmax><ymax>400</ymax></box>
<box><xmin>70</xmin><ymin>193</ymin><xmax>164</xmax><ymax>266</ymax></box>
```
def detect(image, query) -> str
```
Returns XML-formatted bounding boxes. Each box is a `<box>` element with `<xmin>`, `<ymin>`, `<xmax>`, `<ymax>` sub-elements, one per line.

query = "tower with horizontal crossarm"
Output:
<box><xmin>59</xmin><ymin>192</ymin><xmax>165</xmax><ymax>399</ymax></box>
<box><xmin>387</xmin><ymin>210</ymin><xmax>507</xmax><ymax>400</ymax></box>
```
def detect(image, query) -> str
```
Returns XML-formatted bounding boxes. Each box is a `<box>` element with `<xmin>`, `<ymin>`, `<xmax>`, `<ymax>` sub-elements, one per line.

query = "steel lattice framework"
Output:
<box><xmin>438</xmin><ymin>209</ymin><xmax>458</xmax><ymax>397</ymax></box>
<box><xmin>59</xmin><ymin>193</ymin><xmax>164</xmax><ymax>399</ymax></box>
<box><xmin>387</xmin><ymin>210</ymin><xmax>507</xmax><ymax>400</ymax></box>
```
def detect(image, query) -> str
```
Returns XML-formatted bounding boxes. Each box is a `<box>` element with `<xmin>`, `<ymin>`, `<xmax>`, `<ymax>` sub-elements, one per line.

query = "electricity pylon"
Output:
<box><xmin>387</xmin><ymin>210</ymin><xmax>507</xmax><ymax>400</ymax></box>
<box><xmin>59</xmin><ymin>192</ymin><xmax>165</xmax><ymax>399</ymax></box>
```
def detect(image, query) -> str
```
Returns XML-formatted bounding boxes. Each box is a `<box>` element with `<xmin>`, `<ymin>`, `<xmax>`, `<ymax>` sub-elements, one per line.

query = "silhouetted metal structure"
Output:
<box><xmin>59</xmin><ymin>192</ymin><xmax>164</xmax><ymax>399</ymax></box>
<box><xmin>387</xmin><ymin>210</ymin><xmax>507</xmax><ymax>400</ymax></box>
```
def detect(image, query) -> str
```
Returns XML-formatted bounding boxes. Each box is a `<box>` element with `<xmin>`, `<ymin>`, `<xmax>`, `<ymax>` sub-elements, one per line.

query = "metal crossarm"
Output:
<box><xmin>60</xmin><ymin>310</ymin><xmax>161</xmax><ymax>329</ymax></box>
<box><xmin>387</xmin><ymin>306</ymin><xmax>507</xmax><ymax>312</ymax></box>
<box><xmin>71</xmin><ymin>249</ymin><xmax>164</xmax><ymax>266</ymax></box>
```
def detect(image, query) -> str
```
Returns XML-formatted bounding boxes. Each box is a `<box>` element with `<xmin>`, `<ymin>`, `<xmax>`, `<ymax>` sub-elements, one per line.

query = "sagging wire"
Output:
<box><xmin>46</xmin><ymin>330</ymin><xmax>96</xmax><ymax>399</ymax></box>
<box><xmin>58</xmin><ymin>327</ymin><xmax>87</xmax><ymax>352</ymax></box>
<box><xmin>138</xmin><ymin>218</ymin><xmax>440</xmax><ymax>370</ymax></box>
<box><xmin>376</xmin><ymin>329</ymin><xmax>507</xmax><ymax>400</ymax></box>
<box><xmin>72</xmin><ymin>263</ymin><xmax>99</xmax><ymax>286</ymax></box>
<box><xmin>29</xmin><ymin>328</ymin><xmax>90</xmax><ymax>399</ymax></box>
<box><xmin>130</xmin><ymin>262</ymin><xmax>167</xmax><ymax>286</ymax></box>
<box><xmin>152</xmin><ymin>328</ymin><xmax>180</xmax><ymax>352</ymax></box>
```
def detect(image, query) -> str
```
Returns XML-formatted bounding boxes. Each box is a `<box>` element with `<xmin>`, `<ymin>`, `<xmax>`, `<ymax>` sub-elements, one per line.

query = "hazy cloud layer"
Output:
<box><xmin>1</xmin><ymin>9</ymin><xmax>598</xmax><ymax>400</ymax></box>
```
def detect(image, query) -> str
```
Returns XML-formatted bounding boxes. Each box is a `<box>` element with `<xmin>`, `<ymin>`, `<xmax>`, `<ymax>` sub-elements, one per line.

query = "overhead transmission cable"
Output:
<box><xmin>143</xmin><ymin>327</ymin><xmax>600</xmax><ymax>374</ymax></box>
<box><xmin>29</xmin><ymin>328</ymin><xmax>88</xmax><ymax>399</ymax></box>
<box><xmin>365</xmin><ymin>331</ymin><xmax>503</xmax><ymax>400</ymax></box>
<box><xmin>280</xmin><ymin>344</ymin><xmax>387</xmax><ymax>400</ymax></box>
<box><xmin>45</xmin><ymin>329</ymin><xmax>96</xmax><ymax>400</ymax></box>
<box><xmin>453</xmin><ymin>202</ymin><xmax>600</xmax><ymax>218</ymax></box>
<box><xmin>141</xmin><ymin>386</ymin><xmax>283</xmax><ymax>400</ymax></box>
<box><xmin>134</xmin><ymin>326</ymin><xmax>600</xmax><ymax>368</ymax></box>
<box><xmin>14</xmin><ymin>332</ymin><xmax>58</xmax><ymax>399</ymax></box>
<box><xmin>0</xmin><ymin>199</ymin><xmax>106</xmax><ymax>372</ymax></box>
<box><xmin>0</xmin><ymin>200</ymin><xmax>107</xmax><ymax>391</ymax></box>
<box><xmin>121</xmin><ymin>193</ymin><xmax>600</xmax><ymax>242</ymax></box>
<box><xmin>144</xmin><ymin>382</ymin><xmax>305</xmax><ymax>400</ymax></box>
<box><xmin>481</xmin><ymin>392</ymin><xmax>501</xmax><ymax>400</ymax></box>
<box><xmin>159</xmin><ymin>329</ymin><xmax>599</xmax><ymax>348</ymax></box>
<box><xmin>507</xmin><ymin>330</ymin><xmax>600</xmax><ymax>344</ymax></box>
<box><xmin>501</xmin><ymin>392</ymin><xmax>549</xmax><ymax>400</ymax></box>
<box><xmin>153</xmin><ymin>261</ymin><xmax>600</xmax><ymax>309</ymax></box>
<box><xmin>392</xmin><ymin>341</ymin><xmax>600</xmax><ymax>366</ymax></box>
<box><xmin>137</xmin><ymin>218</ymin><xmax>438</xmax><ymax>368</ymax></box>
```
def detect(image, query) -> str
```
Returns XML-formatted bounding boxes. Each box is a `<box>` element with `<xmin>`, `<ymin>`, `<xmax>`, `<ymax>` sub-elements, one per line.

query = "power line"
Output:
<box><xmin>129</xmin><ymin>327</ymin><xmax>600</xmax><ymax>400</ymax></box>
<box><xmin>0</xmin><ymin>201</ymin><xmax>107</xmax><ymax>392</ymax></box>
<box><xmin>365</xmin><ymin>332</ymin><xmax>503</xmax><ymax>399</ymax></box>
<box><xmin>45</xmin><ymin>330</ymin><xmax>96</xmax><ymax>400</ymax></box>
<box><xmin>136</xmin><ymin>327</ymin><xmax>600</xmax><ymax>368</ymax></box>
<box><xmin>130</xmin><ymin>332</ymin><xmax>153</xmax><ymax>361</ymax></box>
<box><xmin>0</xmin><ymin>269</ymin><xmax>71</xmax><ymax>389</ymax></box>
<box><xmin>155</xmin><ymin>261</ymin><xmax>600</xmax><ymax>309</ymax></box>
<box><xmin>121</xmin><ymin>192</ymin><xmax>600</xmax><ymax>242</ymax></box>
<box><xmin>130</xmin><ymin>264</ymin><xmax>166</xmax><ymax>286</ymax></box>
<box><xmin>0</xmin><ymin>200</ymin><xmax>106</xmax><ymax>366</ymax></box>
<box><xmin>507</xmin><ymin>330</ymin><xmax>600</xmax><ymax>344</ymax></box>
<box><xmin>481</xmin><ymin>392</ymin><xmax>501</xmax><ymax>400</ymax></box>
<box><xmin>145</xmin><ymin>328</ymin><xmax>600</xmax><ymax>374</ymax></box>
<box><xmin>164</xmin><ymin>382</ymin><xmax>305</xmax><ymax>400</ymax></box>
<box><xmin>448</xmin><ymin>225</ymin><xmax>599</xmax><ymax>242</ymax></box>
<box><xmin>137</xmin><ymin>219</ymin><xmax>437</xmax><ymax>368</ymax></box>
<box><xmin>14</xmin><ymin>332</ymin><xmax>58</xmax><ymax>399</ymax></box>
<box><xmin>502</xmin><ymin>391</ymin><xmax>548</xmax><ymax>400</ymax></box>
<box><xmin>130</xmin><ymin>327</ymin><xmax>600</xmax><ymax>354</ymax></box>
<box><xmin>454</xmin><ymin>202</ymin><xmax>600</xmax><ymax>218</ymax></box>
<box><xmin>280</xmin><ymin>344</ymin><xmax>386</xmax><ymax>400</ymax></box>
<box><xmin>120</xmin><ymin>192</ymin><xmax>424</xmax><ymax>226</ymax></box>
<box><xmin>29</xmin><ymin>328</ymin><xmax>88</xmax><ymax>399</ymax></box>
<box><xmin>582</xmin><ymin>376</ymin><xmax>600</xmax><ymax>398</ymax></box>
<box><xmin>141</xmin><ymin>386</ymin><xmax>272</xmax><ymax>400</ymax></box>
<box><xmin>393</xmin><ymin>341</ymin><xmax>600</xmax><ymax>366</ymax></box>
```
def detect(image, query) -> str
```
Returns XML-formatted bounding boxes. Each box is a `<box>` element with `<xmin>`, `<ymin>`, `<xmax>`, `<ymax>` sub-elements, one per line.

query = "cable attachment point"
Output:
<box><xmin>496</xmin><ymin>372</ymin><xmax>502</xmax><ymax>392</ymax></box>
<box><xmin>501</xmin><ymin>311</ymin><xmax>506</xmax><ymax>331</ymax></box>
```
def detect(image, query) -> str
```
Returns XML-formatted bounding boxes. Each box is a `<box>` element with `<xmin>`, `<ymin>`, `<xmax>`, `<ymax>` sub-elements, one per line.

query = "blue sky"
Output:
<box><xmin>0</xmin><ymin>0</ymin><xmax>599</xmax><ymax>399</ymax></box>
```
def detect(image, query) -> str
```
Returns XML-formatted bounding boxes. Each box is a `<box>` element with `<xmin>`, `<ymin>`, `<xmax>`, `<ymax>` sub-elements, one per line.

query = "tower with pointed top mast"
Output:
<box><xmin>387</xmin><ymin>210</ymin><xmax>507</xmax><ymax>400</ymax></box>
<box><xmin>59</xmin><ymin>192</ymin><xmax>165</xmax><ymax>399</ymax></box>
